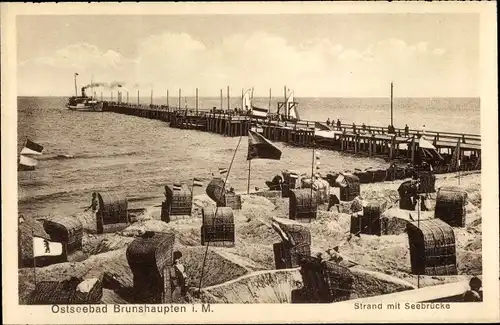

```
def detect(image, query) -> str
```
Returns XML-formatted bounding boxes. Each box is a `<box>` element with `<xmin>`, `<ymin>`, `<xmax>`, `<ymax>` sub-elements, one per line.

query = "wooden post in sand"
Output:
<box><xmin>178</xmin><ymin>89</ymin><xmax>181</xmax><ymax>110</ymax></box>
<box><xmin>196</xmin><ymin>88</ymin><xmax>199</xmax><ymax>114</ymax></box>
<box><xmin>411</xmin><ymin>136</ymin><xmax>416</xmax><ymax>164</ymax></box>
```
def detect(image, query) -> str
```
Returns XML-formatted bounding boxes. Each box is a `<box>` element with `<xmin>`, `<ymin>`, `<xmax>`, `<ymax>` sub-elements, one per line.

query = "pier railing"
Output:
<box><xmin>102</xmin><ymin>101</ymin><xmax>481</xmax><ymax>152</ymax></box>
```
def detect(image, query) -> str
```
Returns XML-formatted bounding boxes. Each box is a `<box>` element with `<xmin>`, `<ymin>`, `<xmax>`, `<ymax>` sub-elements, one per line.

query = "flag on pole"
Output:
<box><xmin>335</xmin><ymin>173</ymin><xmax>349</xmax><ymax>187</ymax></box>
<box><xmin>193</xmin><ymin>178</ymin><xmax>203</xmax><ymax>187</ymax></box>
<box><xmin>20</xmin><ymin>139</ymin><xmax>44</xmax><ymax>155</ymax></box>
<box><xmin>219</xmin><ymin>167</ymin><xmax>228</xmax><ymax>175</ymax></box>
<box><xmin>173</xmin><ymin>183</ymin><xmax>182</xmax><ymax>191</ymax></box>
<box><xmin>33</xmin><ymin>237</ymin><xmax>63</xmax><ymax>257</ymax></box>
<box><xmin>450</xmin><ymin>139</ymin><xmax>461</xmax><ymax>170</ymax></box>
<box><xmin>19</xmin><ymin>155</ymin><xmax>38</xmax><ymax>168</ymax></box>
<box><xmin>247</xmin><ymin>130</ymin><xmax>282</xmax><ymax>161</ymax></box>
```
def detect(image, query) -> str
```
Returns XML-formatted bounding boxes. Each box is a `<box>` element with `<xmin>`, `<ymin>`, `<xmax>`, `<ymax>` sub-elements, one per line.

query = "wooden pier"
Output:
<box><xmin>102</xmin><ymin>101</ymin><xmax>481</xmax><ymax>172</ymax></box>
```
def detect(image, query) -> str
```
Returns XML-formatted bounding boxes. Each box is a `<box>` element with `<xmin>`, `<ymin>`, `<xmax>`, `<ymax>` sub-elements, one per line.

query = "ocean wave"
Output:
<box><xmin>35</xmin><ymin>150</ymin><xmax>142</xmax><ymax>161</ymax></box>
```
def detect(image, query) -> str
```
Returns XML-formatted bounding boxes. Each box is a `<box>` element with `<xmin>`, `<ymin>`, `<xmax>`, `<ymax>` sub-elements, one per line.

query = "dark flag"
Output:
<box><xmin>20</xmin><ymin>139</ymin><xmax>44</xmax><ymax>155</ymax></box>
<box><xmin>247</xmin><ymin>130</ymin><xmax>282</xmax><ymax>161</ymax></box>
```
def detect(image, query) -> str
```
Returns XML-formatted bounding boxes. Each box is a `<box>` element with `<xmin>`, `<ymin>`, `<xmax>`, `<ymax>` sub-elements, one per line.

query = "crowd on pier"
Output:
<box><xmin>326</xmin><ymin>118</ymin><xmax>410</xmax><ymax>137</ymax></box>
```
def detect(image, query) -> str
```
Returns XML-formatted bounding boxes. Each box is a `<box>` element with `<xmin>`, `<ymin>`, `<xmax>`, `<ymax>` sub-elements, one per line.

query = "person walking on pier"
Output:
<box><xmin>352</xmin><ymin>123</ymin><xmax>357</xmax><ymax>134</ymax></box>
<box><xmin>404</xmin><ymin>124</ymin><xmax>409</xmax><ymax>137</ymax></box>
<box><xmin>326</xmin><ymin>118</ymin><xmax>331</xmax><ymax>126</ymax></box>
<box><xmin>362</xmin><ymin>123</ymin><xmax>366</xmax><ymax>132</ymax></box>
<box><xmin>337</xmin><ymin>119</ymin><xmax>341</xmax><ymax>130</ymax></box>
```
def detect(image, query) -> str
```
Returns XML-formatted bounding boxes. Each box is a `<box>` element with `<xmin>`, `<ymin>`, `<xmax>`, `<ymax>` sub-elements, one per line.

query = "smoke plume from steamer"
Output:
<box><xmin>83</xmin><ymin>81</ymin><xmax>125</xmax><ymax>90</ymax></box>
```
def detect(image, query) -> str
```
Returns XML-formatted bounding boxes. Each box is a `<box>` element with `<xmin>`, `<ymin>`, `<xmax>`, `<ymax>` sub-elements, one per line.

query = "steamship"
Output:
<box><xmin>66</xmin><ymin>87</ymin><xmax>103</xmax><ymax>111</ymax></box>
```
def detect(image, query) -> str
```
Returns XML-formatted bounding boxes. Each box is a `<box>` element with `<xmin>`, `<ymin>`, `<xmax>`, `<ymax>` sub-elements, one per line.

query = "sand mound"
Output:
<box><xmin>350</xmin><ymin>268</ymin><xmax>416</xmax><ymax>299</ymax></box>
<box><xmin>120</xmin><ymin>219</ymin><xmax>201</xmax><ymax>246</ymax></box>
<box><xmin>74</xmin><ymin>211</ymin><xmax>98</xmax><ymax>233</ymax></box>
<box><xmin>192</xmin><ymin>194</ymin><xmax>217</xmax><ymax>218</ymax></box>
<box><xmin>101</xmin><ymin>289</ymin><xmax>128</xmax><ymax>304</ymax></box>
<box><xmin>197</xmin><ymin>269</ymin><xmax>303</xmax><ymax>303</ymax></box>
<box><xmin>308</xmin><ymin>212</ymin><xmax>352</xmax><ymax>248</ymax></box>
<box><xmin>240</xmin><ymin>195</ymin><xmax>278</xmax><ymax>221</ymax></box>
<box><xmin>175</xmin><ymin>246</ymin><xmax>265</xmax><ymax>289</ymax></box>
<box><xmin>457</xmin><ymin>251</ymin><xmax>482</xmax><ymax>275</ymax></box>
<box><xmin>195</xmin><ymin>266</ymin><xmax>416</xmax><ymax>303</ymax></box>
<box><xmin>87</xmin><ymin>234</ymin><xmax>135</xmax><ymax>255</ymax></box>
<box><xmin>236</xmin><ymin>218</ymin><xmax>280</xmax><ymax>245</ymax></box>
<box><xmin>241</xmin><ymin>195</ymin><xmax>276</xmax><ymax>210</ymax></box>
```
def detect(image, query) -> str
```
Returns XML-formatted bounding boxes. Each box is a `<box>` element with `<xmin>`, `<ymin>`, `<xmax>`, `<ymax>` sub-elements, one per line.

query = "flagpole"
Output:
<box><xmin>269</xmin><ymin>88</ymin><xmax>272</xmax><ymax>112</ymax></box>
<box><xmin>74</xmin><ymin>73</ymin><xmax>78</xmax><ymax>97</ymax></box>
<box><xmin>310</xmin><ymin>129</ymin><xmax>315</xmax><ymax>223</ymax></box>
<box><xmin>247</xmin><ymin>160</ymin><xmax>251</xmax><ymax>194</ymax></box>
<box><xmin>32</xmin><ymin>231</ymin><xmax>37</xmax><ymax>286</ymax></box>
<box><xmin>390</xmin><ymin>81</ymin><xmax>394</xmax><ymax>127</ymax></box>
<box><xmin>417</xmin><ymin>194</ymin><xmax>420</xmax><ymax>289</ymax></box>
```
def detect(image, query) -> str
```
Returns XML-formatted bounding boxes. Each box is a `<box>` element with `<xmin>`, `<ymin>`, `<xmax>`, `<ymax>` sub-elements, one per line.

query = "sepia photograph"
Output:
<box><xmin>2</xmin><ymin>2</ymin><xmax>498</xmax><ymax>324</ymax></box>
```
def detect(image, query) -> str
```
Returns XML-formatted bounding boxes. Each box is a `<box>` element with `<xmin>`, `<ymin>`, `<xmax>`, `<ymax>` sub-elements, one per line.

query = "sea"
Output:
<box><xmin>17</xmin><ymin>96</ymin><xmax>480</xmax><ymax>218</ymax></box>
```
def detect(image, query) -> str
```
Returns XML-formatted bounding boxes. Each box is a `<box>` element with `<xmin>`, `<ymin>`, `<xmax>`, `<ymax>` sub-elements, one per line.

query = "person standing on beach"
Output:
<box><xmin>463</xmin><ymin>277</ymin><xmax>483</xmax><ymax>302</ymax></box>
<box><xmin>84</xmin><ymin>193</ymin><xmax>98</xmax><ymax>213</ymax></box>
<box><xmin>171</xmin><ymin>251</ymin><xmax>188</xmax><ymax>301</ymax></box>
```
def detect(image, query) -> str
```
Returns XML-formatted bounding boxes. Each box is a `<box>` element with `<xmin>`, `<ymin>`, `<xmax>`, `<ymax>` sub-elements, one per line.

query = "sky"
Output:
<box><xmin>16</xmin><ymin>14</ymin><xmax>479</xmax><ymax>97</ymax></box>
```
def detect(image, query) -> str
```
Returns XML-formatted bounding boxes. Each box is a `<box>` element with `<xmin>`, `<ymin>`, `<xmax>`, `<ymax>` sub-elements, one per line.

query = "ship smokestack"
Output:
<box><xmin>81</xmin><ymin>87</ymin><xmax>86</xmax><ymax>97</ymax></box>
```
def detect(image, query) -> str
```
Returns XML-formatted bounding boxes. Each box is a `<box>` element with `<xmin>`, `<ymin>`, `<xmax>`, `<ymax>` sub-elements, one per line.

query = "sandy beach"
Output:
<box><xmin>18</xmin><ymin>170</ymin><xmax>481</xmax><ymax>304</ymax></box>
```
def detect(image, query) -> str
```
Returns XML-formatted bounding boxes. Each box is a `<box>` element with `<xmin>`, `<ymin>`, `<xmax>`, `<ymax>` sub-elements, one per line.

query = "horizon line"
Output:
<box><xmin>17</xmin><ymin>95</ymin><xmax>481</xmax><ymax>99</ymax></box>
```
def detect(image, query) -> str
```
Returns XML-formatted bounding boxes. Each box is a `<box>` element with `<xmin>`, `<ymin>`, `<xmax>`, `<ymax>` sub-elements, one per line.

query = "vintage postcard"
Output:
<box><xmin>1</xmin><ymin>1</ymin><xmax>498</xmax><ymax>324</ymax></box>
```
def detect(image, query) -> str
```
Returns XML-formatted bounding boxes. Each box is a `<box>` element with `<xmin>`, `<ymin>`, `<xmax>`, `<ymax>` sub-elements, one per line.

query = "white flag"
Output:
<box><xmin>19</xmin><ymin>155</ymin><xmax>38</xmax><ymax>167</ymax></box>
<box><xmin>335</xmin><ymin>174</ymin><xmax>348</xmax><ymax>187</ymax></box>
<box><xmin>20</xmin><ymin>147</ymin><xmax>42</xmax><ymax>156</ymax></box>
<box><xmin>33</xmin><ymin>236</ymin><xmax>63</xmax><ymax>257</ymax></box>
